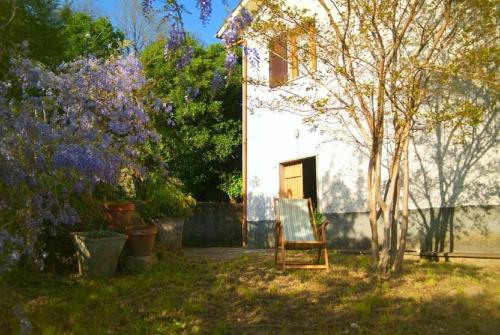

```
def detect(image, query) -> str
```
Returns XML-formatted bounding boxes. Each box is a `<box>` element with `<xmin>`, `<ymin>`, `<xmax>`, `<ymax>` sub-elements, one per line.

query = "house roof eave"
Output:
<box><xmin>215</xmin><ymin>0</ymin><xmax>262</xmax><ymax>40</ymax></box>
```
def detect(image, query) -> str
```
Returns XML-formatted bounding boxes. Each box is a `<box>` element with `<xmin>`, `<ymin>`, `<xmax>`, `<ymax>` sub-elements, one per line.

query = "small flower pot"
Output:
<box><xmin>155</xmin><ymin>217</ymin><xmax>185</xmax><ymax>255</ymax></box>
<box><xmin>103</xmin><ymin>202</ymin><xmax>136</xmax><ymax>231</ymax></box>
<box><xmin>71</xmin><ymin>231</ymin><xmax>127</xmax><ymax>277</ymax></box>
<box><xmin>125</xmin><ymin>224</ymin><xmax>157</xmax><ymax>257</ymax></box>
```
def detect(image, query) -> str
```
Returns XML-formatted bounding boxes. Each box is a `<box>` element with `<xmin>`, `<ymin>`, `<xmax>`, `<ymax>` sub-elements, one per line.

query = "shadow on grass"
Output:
<box><xmin>1</xmin><ymin>253</ymin><xmax>498</xmax><ymax>334</ymax></box>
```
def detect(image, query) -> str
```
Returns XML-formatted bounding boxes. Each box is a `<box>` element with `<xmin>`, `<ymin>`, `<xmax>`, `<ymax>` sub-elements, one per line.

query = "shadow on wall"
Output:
<box><xmin>320</xmin><ymin>163</ymin><xmax>372</xmax><ymax>250</ymax></box>
<box><xmin>247</xmin><ymin>191</ymin><xmax>276</xmax><ymax>248</ymax></box>
<box><xmin>411</xmin><ymin>101</ymin><xmax>499</xmax><ymax>254</ymax></box>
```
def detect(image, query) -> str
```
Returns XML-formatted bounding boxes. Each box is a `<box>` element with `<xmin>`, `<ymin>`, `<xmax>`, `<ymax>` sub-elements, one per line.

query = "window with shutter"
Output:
<box><xmin>289</xmin><ymin>22</ymin><xmax>317</xmax><ymax>79</ymax></box>
<box><xmin>269</xmin><ymin>34</ymin><xmax>288</xmax><ymax>88</ymax></box>
<box><xmin>268</xmin><ymin>20</ymin><xmax>317</xmax><ymax>87</ymax></box>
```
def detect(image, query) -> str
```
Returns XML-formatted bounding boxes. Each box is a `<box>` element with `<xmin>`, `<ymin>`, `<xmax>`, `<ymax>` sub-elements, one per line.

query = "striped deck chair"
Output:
<box><xmin>273</xmin><ymin>198</ymin><xmax>329</xmax><ymax>270</ymax></box>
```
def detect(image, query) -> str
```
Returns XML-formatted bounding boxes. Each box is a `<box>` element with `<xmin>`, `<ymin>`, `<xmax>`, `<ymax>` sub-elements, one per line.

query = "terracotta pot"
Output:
<box><xmin>103</xmin><ymin>202</ymin><xmax>135</xmax><ymax>231</ymax></box>
<box><xmin>125</xmin><ymin>224</ymin><xmax>157</xmax><ymax>257</ymax></box>
<box><xmin>71</xmin><ymin>231</ymin><xmax>127</xmax><ymax>277</ymax></box>
<box><xmin>155</xmin><ymin>217</ymin><xmax>185</xmax><ymax>255</ymax></box>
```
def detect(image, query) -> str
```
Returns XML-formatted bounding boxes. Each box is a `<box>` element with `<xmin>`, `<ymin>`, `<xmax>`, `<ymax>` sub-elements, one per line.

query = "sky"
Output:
<box><xmin>92</xmin><ymin>0</ymin><xmax>240</xmax><ymax>45</ymax></box>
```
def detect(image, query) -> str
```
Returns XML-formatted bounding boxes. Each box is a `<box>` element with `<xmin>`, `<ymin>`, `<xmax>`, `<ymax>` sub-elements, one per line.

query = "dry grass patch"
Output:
<box><xmin>1</xmin><ymin>252</ymin><xmax>499</xmax><ymax>334</ymax></box>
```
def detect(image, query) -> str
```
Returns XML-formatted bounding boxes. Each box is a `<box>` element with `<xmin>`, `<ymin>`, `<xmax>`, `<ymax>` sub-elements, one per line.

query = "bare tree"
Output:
<box><xmin>116</xmin><ymin>0</ymin><xmax>167</xmax><ymax>52</ymax></box>
<box><xmin>68</xmin><ymin>0</ymin><xmax>101</xmax><ymax>18</ymax></box>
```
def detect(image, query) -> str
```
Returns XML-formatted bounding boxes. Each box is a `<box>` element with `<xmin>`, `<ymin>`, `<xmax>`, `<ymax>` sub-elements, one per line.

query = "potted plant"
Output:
<box><xmin>124</xmin><ymin>213</ymin><xmax>157</xmax><ymax>257</ymax></box>
<box><xmin>138</xmin><ymin>176</ymin><xmax>196</xmax><ymax>254</ymax></box>
<box><xmin>95</xmin><ymin>182</ymin><xmax>137</xmax><ymax>231</ymax></box>
<box><xmin>103</xmin><ymin>201</ymin><xmax>136</xmax><ymax>231</ymax></box>
<box><xmin>71</xmin><ymin>229</ymin><xmax>127</xmax><ymax>277</ymax></box>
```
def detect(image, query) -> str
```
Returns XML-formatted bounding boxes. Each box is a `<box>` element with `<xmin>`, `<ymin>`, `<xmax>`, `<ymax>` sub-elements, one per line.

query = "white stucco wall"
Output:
<box><xmin>243</xmin><ymin>0</ymin><xmax>500</xmax><ymax>222</ymax></box>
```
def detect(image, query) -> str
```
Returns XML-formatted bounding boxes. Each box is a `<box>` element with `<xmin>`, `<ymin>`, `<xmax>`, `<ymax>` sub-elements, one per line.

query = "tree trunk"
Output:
<box><xmin>393</xmin><ymin>134</ymin><xmax>410</xmax><ymax>273</ymax></box>
<box><xmin>378</xmin><ymin>209</ymin><xmax>393</xmax><ymax>273</ymax></box>
<box><xmin>367</xmin><ymin>153</ymin><xmax>379</xmax><ymax>266</ymax></box>
<box><xmin>378</xmin><ymin>145</ymin><xmax>403</xmax><ymax>273</ymax></box>
<box><xmin>390</xmin><ymin>175</ymin><xmax>400</xmax><ymax>268</ymax></box>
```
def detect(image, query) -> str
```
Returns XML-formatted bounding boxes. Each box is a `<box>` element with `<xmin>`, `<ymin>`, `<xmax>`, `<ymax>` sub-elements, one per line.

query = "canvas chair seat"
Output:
<box><xmin>274</xmin><ymin>198</ymin><xmax>329</xmax><ymax>270</ymax></box>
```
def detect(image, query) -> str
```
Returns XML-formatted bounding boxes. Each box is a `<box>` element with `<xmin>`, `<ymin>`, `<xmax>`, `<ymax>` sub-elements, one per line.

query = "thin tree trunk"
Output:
<box><xmin>368</xmin><ymin>153</ymin><xmax>379</xmax><ymax>266</ymax></box>
<box><xmin>378</xmin><ymin>146</ymin><xmax>403</xmax><ymax>273</ymax></box>
<box><xmin>390</xmin><ymin>174</ymin><xmax>400</xmax><ymax>268</ymax></box>
<box><xmin>394</xmin><ymin>134</ymin><xmax>410</xmax><ymax>273</ymax></box>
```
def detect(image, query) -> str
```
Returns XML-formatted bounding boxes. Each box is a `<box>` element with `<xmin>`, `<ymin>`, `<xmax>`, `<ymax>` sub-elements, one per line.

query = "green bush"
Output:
<box><xmin>219</xmin><ymin>173</ymin><xmax>242</xmax><ymax>202</ymax></box>
<box><xmin>137</xmin><ymin>175</ymin><xmax>196</xmax><ymax>220</ymax></box>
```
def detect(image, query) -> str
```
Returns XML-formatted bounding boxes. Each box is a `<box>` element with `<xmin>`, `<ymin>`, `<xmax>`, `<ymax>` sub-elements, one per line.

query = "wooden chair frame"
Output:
<box><xmin>273</xmin><ymin>197</ymin><xmax>329</xmax><ymax>271</ymax></box>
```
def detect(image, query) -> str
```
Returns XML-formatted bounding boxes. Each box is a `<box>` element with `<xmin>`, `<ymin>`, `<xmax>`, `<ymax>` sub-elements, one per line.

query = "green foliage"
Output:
<box><xmin>137</xmin><ymin>174</ymin><xmax>196</xmax><ymax>219</ymax></box>
<box><xmin>313</xmin><ymin>211</ymin><xmax>324</xmax><ymax>225</ymax></box>
<box><xmin>61</xmin><ymin>11</ymin><xmax>124</xmax><ymax>61</ymax></box>
<box><xmin>140</xmin><ymin>37</ymin><xmax>242</xmax><ymax>201</ymax></box>
<box><xmin>0</xmin><ymin>2</ymin><xmax>124</xmax><ymax>79</ymax></box>
<box><xmin>219</xmin><ymin>172</ymin><xmax>243</xmax><ymax>201</ymax></box>
<box><xmin>0</xmin><ymin>0</ymin><xmax>66</xmax><ymax>76</ymax></box>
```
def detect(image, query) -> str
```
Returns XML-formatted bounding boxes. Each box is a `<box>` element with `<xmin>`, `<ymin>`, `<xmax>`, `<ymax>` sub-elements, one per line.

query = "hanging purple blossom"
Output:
<box><xmin>211</xmin><ymin>70</ymin><xmax>226</xmax><ymax>91</ymax></box>
<box><xmin>164</xmin><ymin>24</ymin><xmax>186</xmax><ymax>60</ymax></box>
<box><xmin>186</xmin><ymin>86</ymin><xmax>200</xmax><ymax>99</ymax></box>
<box><xmin>225</xmin><ymin>52</ymin><xmax>238</xmax><ymax>71</ymax></box>
<box><xmin>197</xmin><ymin>0</ymin><xmax>212</xmax><ymax>25</ymax></box>
<box><xmin>142</xmin><ymin>0</ymin><xmax>154</xmax><ymax>13</ymax></box>
<box><xmin>244</xmin><ymin>46</ymin><xmax>260</xmax><ymax>69</ymax></box>
<box><xmin>177</xmin><ymin>45</ymin><xmax>194</xmax><ymax>69</ymax></box>
<box><xmin>223</xmin><ymin>9</ymin><xmax>253</xmax><ymax>48</ymax></box>
<box><xmin>241</xmin><ymin>8</ymin><xmax>253</xmax><ymax>25</ymax></box>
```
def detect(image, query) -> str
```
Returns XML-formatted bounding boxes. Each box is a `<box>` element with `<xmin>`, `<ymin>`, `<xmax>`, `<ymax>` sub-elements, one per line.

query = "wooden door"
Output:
<box><xmin>281</xmin><ymin>162</ymin><xmax>303</xmax><ymax>199</ymax></box>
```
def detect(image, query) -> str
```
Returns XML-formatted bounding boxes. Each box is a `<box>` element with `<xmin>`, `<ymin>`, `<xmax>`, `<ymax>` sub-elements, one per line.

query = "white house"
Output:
<box><xmin>217</xmin><ymin>0</ymin><xmax>500</xmax><ymax>257</ymax></box>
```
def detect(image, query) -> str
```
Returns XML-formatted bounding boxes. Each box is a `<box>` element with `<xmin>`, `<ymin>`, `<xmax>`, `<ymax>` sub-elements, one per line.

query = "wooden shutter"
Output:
<box><xmin>290</xmin><ymin>31</ymin><xmax>299</xmax><ymax>79</ymax></box>
<box><xmin>269</xmin><ymin>34</ymin><xmax>288</xmax><ymax>88</ymax></box>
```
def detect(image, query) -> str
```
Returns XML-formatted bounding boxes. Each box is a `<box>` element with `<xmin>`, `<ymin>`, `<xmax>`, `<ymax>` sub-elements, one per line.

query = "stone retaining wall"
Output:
<box><xmin>183</xmin><ymin>202</ymin><xmax>243</xmax><ymax>247</ymax></box>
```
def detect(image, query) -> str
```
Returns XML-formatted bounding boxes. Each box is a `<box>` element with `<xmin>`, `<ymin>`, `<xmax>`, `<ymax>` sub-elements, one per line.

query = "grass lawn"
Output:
<box><xmin>1</xmin><ymin>251</ymin><xmax>499</xmax><ymax>334</ymax></box>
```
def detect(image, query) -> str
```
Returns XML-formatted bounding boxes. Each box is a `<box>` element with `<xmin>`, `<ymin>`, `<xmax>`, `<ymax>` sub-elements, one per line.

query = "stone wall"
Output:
<box><xmin>183</xmin><ymin>202</ymin><xmax>243</xmax><ymax>247</ymax></box>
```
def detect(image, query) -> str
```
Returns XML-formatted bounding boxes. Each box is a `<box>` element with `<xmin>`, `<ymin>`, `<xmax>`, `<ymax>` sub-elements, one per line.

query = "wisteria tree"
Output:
<box><xmin>142</xmin><ymin>0</ymin><xmax>254</xmax><ymax>75</ymax></box>
<box><xmin>0</xmin><ymin>54</ymin><xmax>162</xmax><ymax>271</ymax></box>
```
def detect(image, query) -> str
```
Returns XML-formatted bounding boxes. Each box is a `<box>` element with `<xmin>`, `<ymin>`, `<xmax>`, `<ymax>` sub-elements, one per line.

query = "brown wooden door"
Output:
<box><xmin>281</xmin><ymin>162</ymin><xmax>303</xmax><ymax>199</ymax></box>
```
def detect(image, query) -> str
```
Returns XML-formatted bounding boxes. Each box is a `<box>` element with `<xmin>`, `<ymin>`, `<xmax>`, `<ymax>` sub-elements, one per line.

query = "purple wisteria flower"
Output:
<box><xmin>211</xmin><ymin>70</ymin><xmax>225</xmax><ymax>91</ymax></box>
<box><xmin>184</xmin><ymin>86</ymin><xmax>200</xmax><ymax>102</ymax></box>
<box><xmin>0</xmin><ymin>54</ymin><xmax>156</xmax><ymax>271</ymax></box>
<box><xmin>197</xmin><ymin>0</ymin><xmax>212</xmax><ymax>25</ymax></box>
<box><xmin>177</xmin><ymin>46</ymin><xmax>194</xmax><ymax>69</ymax></box>
<box><xmin>222</xmin><ymin>8</ymin><xmax>253</xmax><ymax>48</ymax></box>
<box><xmin>164</xmin><ymin>24</ymin><xmax>186</xmax><ymax>60</ymax></box>
<box><xmin>142</xmin><ymin>0</ymin><xmax>153</xmax><ymax>12</ymax></box>
<box><xmin>244</xmin><ymin>46</ymin><xmax>260</xmax><ymax>69</ymax></box>
<box><xmin>225</xmin><ymin>52</ymin><xmax>238</xmax><ymax>71</ymax></box>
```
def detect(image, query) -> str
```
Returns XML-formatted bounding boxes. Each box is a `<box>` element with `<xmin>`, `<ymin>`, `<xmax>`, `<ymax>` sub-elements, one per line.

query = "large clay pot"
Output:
<box><xmin>155</xmin><ymin>217</ymin><xmax>185</xmax><ymax>254</ymax></box>
<box><xmin>103</xmin><ymin>202</ymin><xmax>135</xmax><ymax>231</ymax></box>
<box><xmin>71</xmin><ymin>231</ymin><xmax>127</xmax><ymax>277</ymax></box>
<box><xmin>125</xmin><ymin>224</ymin><xmax>157</xmax><ymax>257</ymax></box>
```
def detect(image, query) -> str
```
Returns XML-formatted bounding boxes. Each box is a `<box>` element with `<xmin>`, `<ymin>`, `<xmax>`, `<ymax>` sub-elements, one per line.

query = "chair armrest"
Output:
<box><xmin>322</xmin><ymin>218</ymin><xmax>330</xmax><ymax>228</ymax></box>
<box><xmin>274</xmin><ymin>220</ymin><xmax>282</xmax><ymax>237</ymax></box>
<box><xmin>316</xmin><ymin>219</ymin><xmax>329</xmax><ymax>241</ymax></box>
